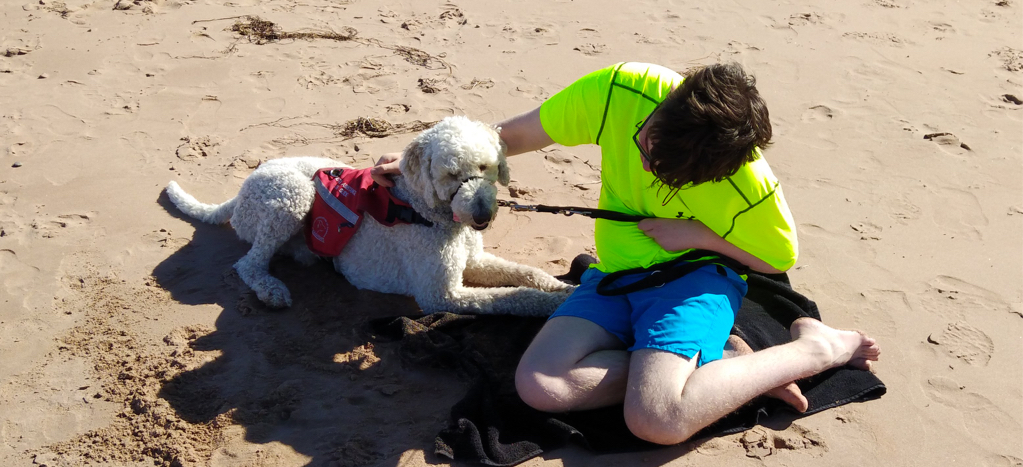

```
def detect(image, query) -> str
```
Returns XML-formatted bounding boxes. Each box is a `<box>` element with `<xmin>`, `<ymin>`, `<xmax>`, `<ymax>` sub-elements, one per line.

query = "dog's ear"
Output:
<box><xmin>399</xmin><ymin>138</ymin><xmax>438</xmax><ymax>207</ymax></box>
<box><xmin>497</xmin><ymin>137</ymin><xmax>511</xmax><ymax>186</ymax></box>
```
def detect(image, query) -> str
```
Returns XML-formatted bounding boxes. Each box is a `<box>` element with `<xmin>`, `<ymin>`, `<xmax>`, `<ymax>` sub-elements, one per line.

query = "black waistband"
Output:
<box><xmin>595</xmin><ymin>249</ymin><xmax>750</xmax><ymax>296</ymax></box>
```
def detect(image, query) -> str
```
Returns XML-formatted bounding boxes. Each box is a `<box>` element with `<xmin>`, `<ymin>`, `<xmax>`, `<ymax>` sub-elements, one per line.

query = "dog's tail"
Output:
<box><xmin>165</xmin><ymin>181</ymin><xmax>236</xmax><ymax>225</ymax></box>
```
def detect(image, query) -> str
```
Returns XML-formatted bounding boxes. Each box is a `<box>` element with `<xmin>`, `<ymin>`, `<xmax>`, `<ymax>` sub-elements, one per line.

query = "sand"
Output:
<box><xmin>0</xmin><ymin>0</ymin><xmax>1020</xmax><ymax>466</ymax></box>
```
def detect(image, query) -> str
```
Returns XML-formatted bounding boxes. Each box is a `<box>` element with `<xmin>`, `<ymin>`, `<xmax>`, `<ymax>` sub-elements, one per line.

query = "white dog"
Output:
<box><xmin>164</xmin><ymin>117</ymin><xmax>574</xmax><ymax>316</ymax></box>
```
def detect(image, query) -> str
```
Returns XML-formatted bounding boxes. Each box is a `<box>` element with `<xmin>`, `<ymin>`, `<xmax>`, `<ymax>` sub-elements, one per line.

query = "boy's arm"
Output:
<box><xmin>370</xmin><ymin>107</ymin><xmax>553</xmax><ymax>186</ymax></box>
<box><xmin>638</xmin><ymin>218</ymin><xmax>786</xmax><ymax>274</ymax></box>
<box><xmin>496</xmin><ymin>107</ymin><xmax>555</xmax><ymax>156</ymax></box>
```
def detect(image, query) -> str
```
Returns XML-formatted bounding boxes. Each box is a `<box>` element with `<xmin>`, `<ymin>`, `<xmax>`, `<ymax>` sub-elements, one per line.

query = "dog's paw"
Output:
<box><xmin>537</xmin><ymin>278</ymin><xmax>577</xmax><ymax>293</ymax></box>
<box><xmin>259</xmin><ymin>284</ymin><xmax>293</xmax><ymax>308</ymax></box>
<box><xmin>553</xmin><ymin>282</ymin><xmax>578</xmax><ymax>293</ymax></box>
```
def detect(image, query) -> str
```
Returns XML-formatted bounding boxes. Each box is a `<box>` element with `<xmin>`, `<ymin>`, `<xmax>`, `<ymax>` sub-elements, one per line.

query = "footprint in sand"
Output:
<box><xmin>923</xmin><ymin>376</ymin><xmax>1021</xmax><ymax>452</ymax></box>
<box><xmin>926</xmin><ymin>186</ymin><xmax>987</xmax><ymax>239</ymax></box>
<box><xmin>849</xmin><ymin>221</ymin><xmax>882</xmax><ymax>241</ymax></box>
<box><xmin>920</xmin><ymin>275</ymin><xmax>1014</xmax><ymax>320</ymax></box>
<box><xmin>797</xmin><ymin>223</ymin><xmax>881</xmax><ymax>263</ymax></box>
<box><xmin>573</xmin><ymin>43</ymin><xmax>607</xmax><ymax>56</ymax></box>
<box><xmin>542</xmin><ymin>151</ymin><xmax>600</xmax><ymax>188</ymax></box>
<box><xmin>25</xmin><ymin>104</ymin><xmax>88</xmax><ymax>138</ymax></box>
<box><xmin>523</xmin><ymin>25</ymin><xmax>560</xmax><ymax>44</ymax></box>
<box><xmin>929</xmin><ymin>21</ymin><xmax>956</xmax><ymax>35</ymax></box>
<box><xmin>507</xmin><ymin>183</ymin><xmax>542</xmax><ymax>201</ymax></box>
<box><xmin>983</xmin><ymin>93</ymin><xmax>1023</xmax><ymax>112</ymax></box>
<box><xmin>2</xmin><ymin>43</ymin><xmax>35</xmax><ymax>58</ymax></box>
<box><xmin>143</xmin><ymin>228</ymin><xmax>189</xmax><ymax>250</ymax></box>
<box><xmin>113</xmin><ymin>0</ymin><xmax>156</xmax><ymax>13</ymax></box>
<box><xmin>8</xmin><ymin>141</ymin><xmax>32</xmax><ymax>158</ymax></box>
<box><xmin>923</xmin><ymin>132</ymin><xmax>972</xmax><ymax>151</ymax></box>
<box><xmin>801</xmin><ymin>104</ymin><xmax>835</xmax><ymax>122</ymax></box>
<box><xmin>183</xmin><ymin>97</ymin><xmax>223</xmax><ymax>134</ymax></box>
<box><xmin>30</xmin><ymin>213</ymin><xmax>93</xmax><ymax>239</ymax></box>
<box><xmin>439</xmin><ymin>4</ymin><xmax>468</xmax><ymax>25</ymax></box>
<box><xmin>786</xmin><ymin>12</ymin><xmax>826</xmax><ymax>27</ymax></box>
<box><xmin>175</xmin><ymin>135</ymin><xmax>223</xmax><ymax>162</ymax></box>
<box><xmin>842</xmin><ymin>32</ymin><xmax>911</xmax><ymax>47</ymax></box>
<box><xmin>499</xmin><ymin>24</ymin><xmax>560</xmax><ymax>43</ymax></box>
<box><xmin>256</xmin><ymin>97</ymin><xmax>286</xmax><ymax>114</ymax></box>
<box><xmin>927</xmin><ymin>321</ymin><xmax>994</xmax><ymax>366</ymax></box>
<box><xmin>460</xmin><ymin>77</ymin><xmax>495</xmax><ymax>91</ymax></box>
<box><xmin>0</xmin><ymin>248</ymin><xmax>41</xmax><ymax>288</ymax></box>
<box><xmin>299</xmin><ymin>70</ymin><xmax>344</xmax><ymax>89</ymax></box>
<box><xmin>872</xmin><ymin>0</ymin><xmax>902</xmax><ymax>8</ymax></box>
<box><xmin>508</xmin><ymin>76</ymin><xmax>546</xmax><ymax>100</ymax></box>
<box><xmin>386</xmin><ymin>103</ymin><xmax>412</xmax><ymax>115</ymax></box>
<box><xmin>719</xmin><ymin>41</ymin><xmax>761</xmax><ymax>59</ymax></box>
<box><xmin>981</xmin><ymin>454</ymin><xmax>1023</xmax><ymax>467</ymax></box>
<box><xmin>577</xmin><ymin>27</ymin><xmax>600</xmax><ymax>40</ymax></box>
<box><xmin>738</xmin><ymin>424</ymin><xmax>827</xmax><ymax>459</ymax></box>
<box><xmin>2</xmin><ymin>43</ymin><xmax>36</xmax><ymax>76</ymax></box>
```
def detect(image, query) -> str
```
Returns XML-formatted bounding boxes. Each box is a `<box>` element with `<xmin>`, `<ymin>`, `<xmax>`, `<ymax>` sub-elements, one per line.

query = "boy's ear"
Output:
<box><xmin>399</xmin><ymin>139</ymin><xmax>437</xmax><ymax>207</ymax></box>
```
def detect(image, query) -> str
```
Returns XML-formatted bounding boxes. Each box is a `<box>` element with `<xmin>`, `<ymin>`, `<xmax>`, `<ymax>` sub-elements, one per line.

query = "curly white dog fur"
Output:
<box><xmin>165</xmin><ymin>116</ymin><xmax>574</xmax><ymax>316</ymax></box>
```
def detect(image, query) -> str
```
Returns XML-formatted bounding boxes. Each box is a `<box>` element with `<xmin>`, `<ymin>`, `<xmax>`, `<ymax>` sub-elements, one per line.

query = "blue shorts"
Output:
<box><xmin>549</xmin><ymin>264</ymin><xmax>748</xmax><ymax>366</ymax></box>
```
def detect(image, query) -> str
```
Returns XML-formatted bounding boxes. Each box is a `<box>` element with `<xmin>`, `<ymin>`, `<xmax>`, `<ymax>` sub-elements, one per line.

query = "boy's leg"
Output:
<box><xmin>516</xmin><ymin>267</ymin><xmax>634</xmax><ymax>412</ymax></box>
<box><xmin>724</xmin><ymin>335</ymin><xmax>808</xmax><ymax>412</ymax></box>
<box><xmin>623</xmin><ymin>317</ymin><xmax>880</xmax><ymax>445</ymax></box>
<box><xmin>515</xmin><ymin>316</ymin><xmax>631</xmax><ymax>412</ymax></box>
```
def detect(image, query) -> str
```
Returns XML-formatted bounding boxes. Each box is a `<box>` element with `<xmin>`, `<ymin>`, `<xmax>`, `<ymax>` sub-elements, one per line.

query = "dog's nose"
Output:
<box><xmin>472</xmin><ymin>222</ymin><xmax>489</xmax><ymax>231</ymax></box>
<box><xmin>472</xmin><ymin>212</ymin><xmax>491</xmax><ymax>225</ymax></box>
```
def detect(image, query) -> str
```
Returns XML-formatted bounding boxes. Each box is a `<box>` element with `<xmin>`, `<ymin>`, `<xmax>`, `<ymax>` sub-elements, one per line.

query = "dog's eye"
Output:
<box><xmin>479</xmin><ymin>165</ymin><xmax>488</xmax><ymax>172</ymax></box>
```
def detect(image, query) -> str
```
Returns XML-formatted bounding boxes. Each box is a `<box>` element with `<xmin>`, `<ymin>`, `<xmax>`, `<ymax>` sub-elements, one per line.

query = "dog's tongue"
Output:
<box><xmin>453</xmin><ymin>213</ymin><xmax>460</xmax><ymax>222</ymax></box>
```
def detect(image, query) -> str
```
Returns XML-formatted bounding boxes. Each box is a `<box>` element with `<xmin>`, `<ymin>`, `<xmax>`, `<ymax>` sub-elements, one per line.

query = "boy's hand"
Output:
<box><xmin>638</xmin><ymin>218</ymin><xmax>711</xmax><ymax>252</ymax></box>
<box><xmin>370</xmin><ymin>152</ymin><xmax>403</xmax><ymax>187</ymax></box>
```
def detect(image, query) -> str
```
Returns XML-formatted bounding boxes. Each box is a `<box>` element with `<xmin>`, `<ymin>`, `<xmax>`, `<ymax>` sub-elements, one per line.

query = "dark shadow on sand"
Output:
<box><xmin>152</xmin><ymin>192</ymin><xmax>468</xmax><ymax>467</ymax></box>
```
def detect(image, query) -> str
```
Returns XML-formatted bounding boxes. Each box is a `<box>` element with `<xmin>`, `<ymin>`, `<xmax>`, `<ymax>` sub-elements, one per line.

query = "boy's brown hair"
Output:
<box><xmin>646</xmin><ymin>62</ymin><xmax>772</xmax><ymax>188</ymax></box>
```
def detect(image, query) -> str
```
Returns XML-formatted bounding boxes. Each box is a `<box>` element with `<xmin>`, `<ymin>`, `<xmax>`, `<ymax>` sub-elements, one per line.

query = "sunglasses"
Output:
<box><xmin>633</xmin><ymin>102</ymin><xmax>662</xmax><ymax>165</ymax></box>
<box><xmin>634</xmin><ymin>102</ymin><xmax>683</xmax><ymax>205</ymax></box>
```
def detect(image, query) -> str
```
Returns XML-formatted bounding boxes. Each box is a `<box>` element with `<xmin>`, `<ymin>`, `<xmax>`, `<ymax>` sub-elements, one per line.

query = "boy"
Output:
<box><xmin>373</xmin><ymin>62</ymin><xmax>880</xmax><ymax>445</ymax></box>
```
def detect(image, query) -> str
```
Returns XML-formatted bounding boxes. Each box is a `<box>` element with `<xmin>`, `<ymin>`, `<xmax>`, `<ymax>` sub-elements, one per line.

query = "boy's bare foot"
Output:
<box><xmin>725</xmin><ymin>335</ymin><xmax>809</xmax><ymax>413</ymax></box>
<box><xmin>789</xmin><ymin>318</ymin><xmax>881</xmax><ymax>371</ymax></box>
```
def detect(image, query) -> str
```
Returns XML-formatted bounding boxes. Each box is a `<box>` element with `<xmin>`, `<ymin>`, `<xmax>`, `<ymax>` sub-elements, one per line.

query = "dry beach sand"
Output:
<box><xmin>1</xmin><ymin>0</ymin><xmax>1021</xmax><ymax>466</ymax></box>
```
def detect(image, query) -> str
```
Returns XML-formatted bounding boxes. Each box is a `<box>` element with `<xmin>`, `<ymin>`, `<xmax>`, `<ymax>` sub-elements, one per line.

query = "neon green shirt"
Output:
<box><xmin>539</xmin><ymin>62</ymin><xmax>798</xmax><ymax>273</ymax></box>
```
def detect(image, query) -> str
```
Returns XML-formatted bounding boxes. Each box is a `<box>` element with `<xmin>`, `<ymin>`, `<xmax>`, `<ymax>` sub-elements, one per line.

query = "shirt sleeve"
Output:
<box><xmin>679</xmin><ymin>156</ymin><xmax>799</xmax><ymax>272</ymax></box>
<box><xmin>718</xmin><ymin>185</ymin><xmax>799</xmax><ymax>271</ymax></box>
<box><xmin>539</xmin><ymin>64</ymin><xmax>620</xmax><ymax>147</ymax></box>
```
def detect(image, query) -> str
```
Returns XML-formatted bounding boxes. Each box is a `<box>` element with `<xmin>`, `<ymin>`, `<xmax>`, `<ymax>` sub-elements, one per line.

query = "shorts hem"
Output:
<box><xmin>628</xmin><ymin>344</ymin><xmax>721</xmax><ymax>366</ymax></box>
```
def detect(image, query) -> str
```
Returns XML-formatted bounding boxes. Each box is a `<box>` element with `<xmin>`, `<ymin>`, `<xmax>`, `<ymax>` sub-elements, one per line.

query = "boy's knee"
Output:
<box><xmin>514</xmin><ymin>362</ymin><xmax>573</xmax><ymax>413</ymax></box>
<box><xmin>623</xmin><ymin>402</ymin><xmax>695</xmax><ymax>446</ymax></box>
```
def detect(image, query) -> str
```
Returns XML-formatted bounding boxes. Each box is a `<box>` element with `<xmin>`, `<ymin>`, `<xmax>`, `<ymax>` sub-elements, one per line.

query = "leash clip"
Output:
<box><xmin>498</xmin><ymin>200</ymin><xmax>537</xmax><ymax>212</ymax></box>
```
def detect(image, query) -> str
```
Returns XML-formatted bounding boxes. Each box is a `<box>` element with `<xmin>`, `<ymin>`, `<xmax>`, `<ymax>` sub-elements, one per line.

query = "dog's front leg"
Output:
<box><xmin>463</xmin><ymin>252</ymin><xmax>574</xmax><ymax>292</ymax></box>
<box><xmin>416</xmin><ymin>283</ymin><xmax>572</xmax><ymax>317</ymax></box>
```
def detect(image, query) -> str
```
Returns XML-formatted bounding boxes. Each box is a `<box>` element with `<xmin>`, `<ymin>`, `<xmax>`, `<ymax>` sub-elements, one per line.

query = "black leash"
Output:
<box><xmin>497</xmin><ymin>200</ymin><xmax>648</xmax><ymax>223</ymax></box>
<box><xmin>497</xmin><ymin>200</ymin><xmax>751</xmax><ymax>295</ymax></box>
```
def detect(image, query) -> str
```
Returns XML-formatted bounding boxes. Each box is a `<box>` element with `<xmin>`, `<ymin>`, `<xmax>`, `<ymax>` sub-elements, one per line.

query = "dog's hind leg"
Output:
<box><xmin>234</xmin><ymin>225</ymin><xmax>296</xmax><ymax>308</ymax></box>
<box><xmin>282</xmin><ymin>235</ymin><xmax>319</xmax><ymax>266</ymax></box>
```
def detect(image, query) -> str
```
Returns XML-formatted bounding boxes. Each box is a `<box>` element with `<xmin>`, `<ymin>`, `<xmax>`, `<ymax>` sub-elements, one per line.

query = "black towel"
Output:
<box><xmin>370</xmin><ymin>272</ymin><xmax>886</xmax><ymax>466</ymax></box>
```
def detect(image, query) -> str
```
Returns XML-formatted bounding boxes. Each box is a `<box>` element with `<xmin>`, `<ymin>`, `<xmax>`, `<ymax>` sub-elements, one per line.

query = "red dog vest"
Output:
<box><xmin>305</xmin><ymin>167</ymin><xmax>432</xmax><ymax>257</ymax></box>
